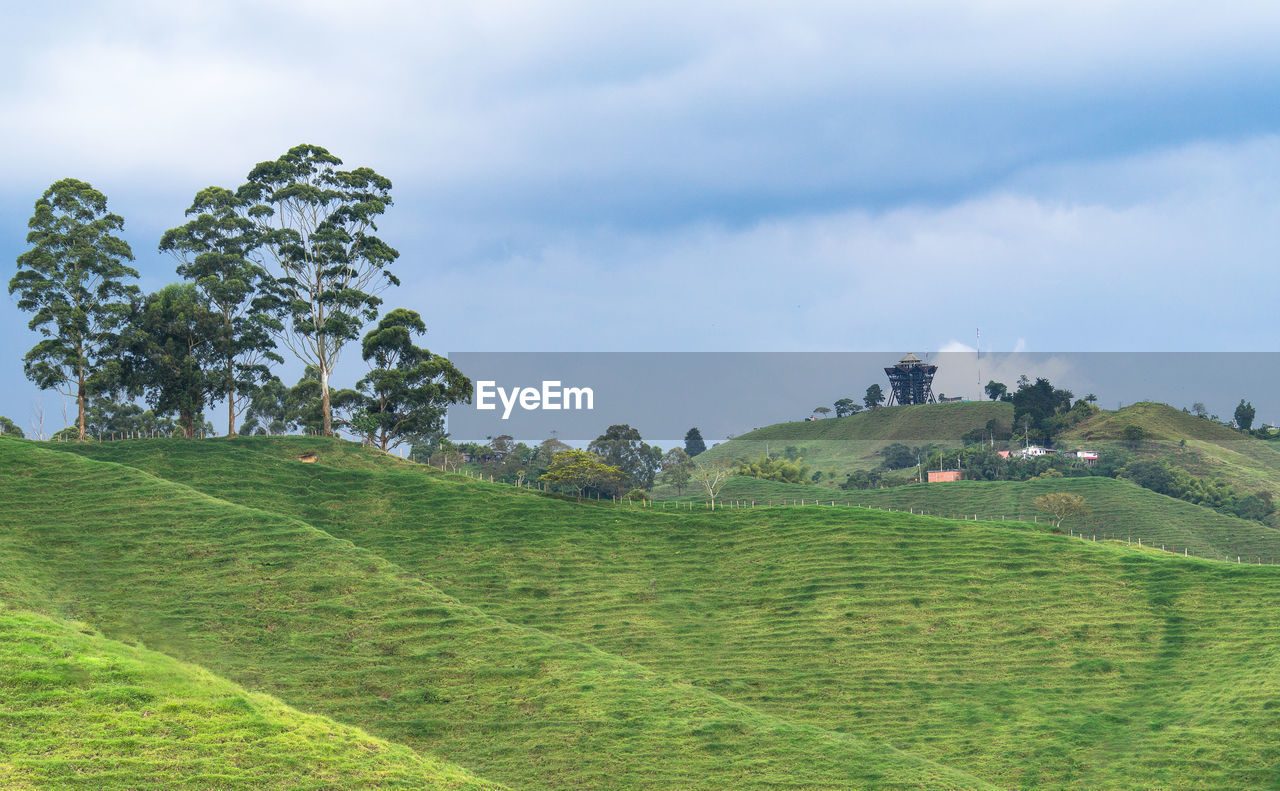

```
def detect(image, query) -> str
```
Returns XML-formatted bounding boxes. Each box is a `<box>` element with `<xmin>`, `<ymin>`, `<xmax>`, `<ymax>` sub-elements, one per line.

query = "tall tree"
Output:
<box><xmin>9</xmin><ymin>179</ymin><xmax>139</xmax><ymax>440</ymax></box>
<box><xmin>240</xmin><ymin>144</ymin><xmax>400</xmax><ymax>436</ymax></box>
<box><xmin>984</xmin><ymin>380</ymin><xmax>1009</xmax><ymax>402</ymax></box>
<box><xmin>160</xmin><ymin>186</ymin><xmax>281</xmax><ymax>435</ymax></box>
<box><xmin>588</xmin><ymin>424</ymin><xmax>662</xmax><ymax>491</ymax></box>
<box><xmin>123</xmin><ymin>284</ymin><xmax>224</xmax><ymax>439</ymax></box>
<box><xmin>1235</xmin><ymin>399</ymin><xmax>1256</xmax><ymax>431</ymax></box>
<box><xmin>660</xmin><ymin>447</ymin><xmax>694</xmax><ymax>494</ymax></box>
<box><xmin>684</xmin><ymin>427</ymin><xmax>707</xmax><ymax>457</ymax></box>
<box><xmin>354</xmin><ymin>308</ymin><xmax>472</xmax><ymax>452</ymax></box>
<box><xmin>864</xmin><ymin>383</ymin><xmax>885</xmax><ymax>409</ymax></box>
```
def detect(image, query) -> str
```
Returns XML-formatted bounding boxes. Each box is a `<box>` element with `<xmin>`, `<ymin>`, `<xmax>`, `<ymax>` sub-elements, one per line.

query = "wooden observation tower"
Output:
<box><xmin>884</xmin><ymin>353</ymin><xmax>938</xmax><ymax>406</ymax></box>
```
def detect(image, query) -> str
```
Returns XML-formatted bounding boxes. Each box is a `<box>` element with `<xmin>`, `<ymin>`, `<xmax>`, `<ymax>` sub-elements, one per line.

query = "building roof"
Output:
<box><xmin>899</xmin><ymin>352</ymin><xmax>922</xmax><ymax>364</ymax></box>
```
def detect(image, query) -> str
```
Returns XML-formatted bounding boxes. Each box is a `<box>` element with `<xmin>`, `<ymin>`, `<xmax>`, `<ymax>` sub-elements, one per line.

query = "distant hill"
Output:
<box><xmin>699</xmin><ymin>400</ymin><xmax>1013</xmax><ymax>474</ymax></box>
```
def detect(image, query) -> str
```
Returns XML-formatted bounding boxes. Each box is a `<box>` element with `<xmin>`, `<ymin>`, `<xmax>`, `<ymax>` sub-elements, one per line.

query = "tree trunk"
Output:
<box><xmin>182</xmin><ymin>411</ymin><xmax>195</xmax><ymax>440</ymax></box>
<box><xmin>77</xmin><ymin>373</ymin><xmax>87</xmax><ymax>442</ymax></box>
<box><xmin>227</xmin><ymin>384</ymin><xmax>236</xmax><ymax>437</ymax></box>
<box><xmin>320</xmin><ymin>365</ymin><xmax>332</xmax><ymax>436</ymax></box>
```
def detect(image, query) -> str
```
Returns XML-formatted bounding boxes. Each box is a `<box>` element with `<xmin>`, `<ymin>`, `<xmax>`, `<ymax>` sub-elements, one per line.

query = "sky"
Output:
<box><xmin>3</xmin><ymin>1</ymin><xmax>1280</xmax><ymax>437</ymax></box>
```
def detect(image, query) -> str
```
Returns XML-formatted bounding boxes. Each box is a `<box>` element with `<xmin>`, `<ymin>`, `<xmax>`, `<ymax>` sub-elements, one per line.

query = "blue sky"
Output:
<box><xmin>3</xmin><ymin>1</ymin><xmax>1280</xmax><ymax>434</ymax></box>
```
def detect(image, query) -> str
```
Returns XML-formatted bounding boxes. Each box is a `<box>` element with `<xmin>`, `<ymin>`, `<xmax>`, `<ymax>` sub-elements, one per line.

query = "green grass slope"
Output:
<box><xmin>0</xmin><ymin>438</ymin><xmax>995</xmax><ymax>791</ymax></box>
<box><xmin>698</xmin><ymin>401</ymin><xmax>1013</xmax><ymax>475</ymax></box>
<box><xmin>53</xmin><ymin>436</ymin><xmax>1280</xmax><ymax>790</ymax></box>
<box><xmin>0</xmin><ymin>605</ymin><xmax>499</xmax><ymax>791</ymax></box>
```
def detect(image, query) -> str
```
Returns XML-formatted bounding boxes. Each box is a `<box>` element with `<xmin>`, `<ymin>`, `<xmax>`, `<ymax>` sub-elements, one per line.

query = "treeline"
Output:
<box><xmin>7</xmin><ymin>145</ymin><xmax>469</xmax><ymax>448</ymax></box>
<box><xmin>421</xmin><ymin>426</ymin><xmax>712</xmax><ymax>500</ymax></box>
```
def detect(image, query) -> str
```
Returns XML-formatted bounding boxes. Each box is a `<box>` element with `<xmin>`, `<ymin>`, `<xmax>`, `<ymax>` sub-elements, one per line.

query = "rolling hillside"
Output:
<box><xmin>1062</xmin><ymin>401</ymin><xmax>1280</xmax><ymax>502</ymax></box>
<box><xmin>0</xmin><ymin>437</ymin><xmax>994</xmax><ymax>791</ymax></box>
<box><xmin>699</xmin><ymin>401</ymin><xmax>1013</xmax><ymax>475</ymax></box>
<box><xmin>43</xmin><ymin>435</ymin><xmax>1280</xmax><ymax>790</ymax></box>
<box><xmin>0</xmin><ymin>605</ymin><xmax>500</xmax><ymax>790</ymax></box>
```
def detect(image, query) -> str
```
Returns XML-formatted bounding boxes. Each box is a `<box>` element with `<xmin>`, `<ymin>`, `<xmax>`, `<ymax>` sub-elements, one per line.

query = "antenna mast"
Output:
<box><xmin>976</xmin><ymin>328</ymin><xmax>981</xmax><ymax>400</ymax></box>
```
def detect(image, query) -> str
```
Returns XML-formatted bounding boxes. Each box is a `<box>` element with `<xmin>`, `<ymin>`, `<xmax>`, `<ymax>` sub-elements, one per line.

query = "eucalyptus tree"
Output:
<box><xmin>354</xmin><ymin>308</ymin><xmax>472</xmax><ymax>452</ymax></box>
<box><xmin>9</xmin><ymin>179</ymin><xmax>139</xmax><ymax>440</ymax></box>
<box><xmin>160</xmin><ymin>187</ymin><xmax>281</xmax><ymax>435</ymax></box>
<box><xmin>238</xmin><ymin>144</ymin><xmax>400</xmax><ymax>436</ymax></box>
<box><xmin>122</xmin><ymin>283</ymin><xmax>224</xmax><ymax>440</ymax></box>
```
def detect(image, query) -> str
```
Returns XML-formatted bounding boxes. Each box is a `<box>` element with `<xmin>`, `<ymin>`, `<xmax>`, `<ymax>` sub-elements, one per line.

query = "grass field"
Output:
<box><xmin>38</xmin><ymin>435</ymin><xmax>1280</xmax><ymax>790</ymax></box>
<box><xmin>0</xmin><ymin>604</ymin><xmax>499</xmax><ymax>790</ymax></box>
<box><xmin>697</xmin><ymin>401</ymin><xmax>1014</xmax><ymax>476</ymax></box>
<box><xmin>1</xmin><ymin>437</ymin><xmax>995</xmax><ymax>791</ymax></box>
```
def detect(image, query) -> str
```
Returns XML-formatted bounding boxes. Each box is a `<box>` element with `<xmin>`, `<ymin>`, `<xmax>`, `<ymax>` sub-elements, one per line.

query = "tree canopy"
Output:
<box><xmin>588</xmin><ymin>424</ymin><xmax>662</xmax><ymax>491</ymax></box>
<box><xmin>120</xmin><ymin>284</ymin><xmax>224</xmax><ymax>439</ymax></box>
<box><xmin>0</xmin><ymin>416</ymin><xmax>24</xmax><ymax>438</ymax></box>
<box><xmin>1033</xmin><ymin>492</ymin><xmax>1089</xmax><ymax>528</ymax></box>
<box><xmin>864</xmin><ymin>384</ymin><xmax>885</xmax><ymax>409</ymax></box>
<box><xmin>660</xmin><ymin>447</ymin><xmax>694</xmax><ymax>494</ymax></box>
<box><xmin>834</xmin><ymin>398</ymin><xmax>860</xmax><ymax>418</ymax></box>
<box><xmin>539</xmin><ymin>449</ymin><xmax>624</xmax><ymax>500</ymax></box>
<box><xmin>684</xmin><ymin>427</ymin><xmax>707</xmax><ymax>457</ymax></box>
<box><xmin>352</xmin><ymin>308</ymin><xmax>472</xmax><ymax>452</ymax></box>
<box><xmin>1235</xmin><ymin>399</ymin><xmax>1256</xmax><ymax>431</ymax></box>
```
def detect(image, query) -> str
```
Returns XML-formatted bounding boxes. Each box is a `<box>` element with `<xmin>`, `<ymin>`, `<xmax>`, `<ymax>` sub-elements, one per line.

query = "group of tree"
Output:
<box><xmin>1119</xmin><ymin>459</ymin><xmax>1275</xmax><ymax>522</ymax></box>
<box><xmin>588</xmin><ymin>424</ymin><xmax>663</xmax><ymax>491</ymax></box>
<box><xmin>422</xmin><ymin>425</ymin><xmax>712</xmax><ymax>501</ymax></box>
<box><xmin>1185</xmin><ymin>399</ymin><xmax>1277</xmax><ymax>439</ymax></box>
<box><xmin>978</xmin><ymin>376</ymin><xmax>1097</xmax><ymax>445</ymax></box>
<box><xmin>9</xmin><ymin>147</ymin><xmax>471</xmax><ymax>447</ymax></box>
<box><xmin>538</xmin><ymin>436</ymin><xmax>731</xmax><ymax>507</ymax></box>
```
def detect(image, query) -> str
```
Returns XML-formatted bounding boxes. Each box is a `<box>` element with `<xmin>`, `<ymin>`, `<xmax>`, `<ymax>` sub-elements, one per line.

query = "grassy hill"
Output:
<box><xmin>0</xmin><ymin>605</ymin><xmax>499</xmax><ymax>790</ymax></box>
<box><xmin>698</xmin><ymin>401</ymin><xmax>1013</xmax><ymax>475</ymax></box>
<box><xmin>42</xmin><ymin>435</ymin><xmax>1280</xmax><ymax>790</ymax></box>
<box><xmin>1062</xmin><ymin>401</ymin><xmax>1280</xmax><ymax>504</ymax></box>
<box><xmin>0</xmin><ymin>437</ymin><xmax>995</xmax><ymax>791</ymax></box>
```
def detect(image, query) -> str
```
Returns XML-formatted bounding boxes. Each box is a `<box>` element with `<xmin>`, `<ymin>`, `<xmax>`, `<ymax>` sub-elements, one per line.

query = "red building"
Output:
<box><xmin>928</xmin><ymin>469</ymin><xmax>963</xmax><ymax>483</ymax></box>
